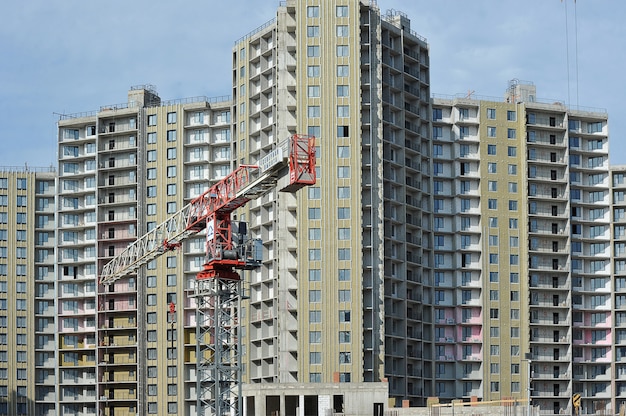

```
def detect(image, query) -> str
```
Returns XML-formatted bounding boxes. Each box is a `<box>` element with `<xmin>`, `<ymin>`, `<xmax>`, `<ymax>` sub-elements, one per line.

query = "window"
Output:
<box><xmin>147</xmin><ymin>132</ymin><xmax>157</xmax><ymax>144</ymax></box>
<box><xmin>487</xmin><ymin>144</ymin><xmax>496</xmax><ymax>155</ymax></box>
<box><xmin>338</xmin><ymin>248</ymin><xmax>351</xmax><ymax>260</ymax></box>
<box><xmin>337</xmin><ymin>166</ymin><xmax>350</xmax><ymax>178</ymax></box>
<box><xmin>507</xmin><ymin>128</ymin><xmax>516</xmax><ymax>139</ymax></box>
<box><xmin>337</xmin><ymin>85</ymin><xmax>350</xmax><ymax>97</ymax></box>
<box><xmin>308</xmin><ymin>86</ymin><xmax>320</xmax><ymax>97</ymax></box>
<box><xmin>509</xmin><ymin>200</ymin><xmax>518</xmax><ymax>211</ymax></box>
<box><xmin>310</xmin><ymin>331</ymin><xmax>321</xmax><ymax>343</ymax></box>
<box><xmin>337</xmin><ymin>65</ymin><xmax>349</xmax><ymax>77</ymax></box>
<box><xmin>339</xmin><ymin>331</ymin><xmax>351</xmax><ymax>343</ymax></box>
<box><xmin>433</xmin><ymin>108</ymin><xmax>442</xmax><ymax>121</ymax></box>
<box><xmin>309</xmin><ymin>249</ymin><xmax>321</xmax><ymax>261</ymax></box>
<box><xmin>147</xmin><ymin>150</ymin><xmax>157</xmax><ymax>162</ymax></box>
<box><xmin>508</xmin><ymin>164</ymin><xmax>517</xmax><ymax>175</ymax></box>
<box><xmin>338</xmin><ymin>228</ymin><xmax>350</xmax><ymax>240</ymax></box>
<box><xmin>309</xmin><ymin>269</ymin><xmax>321</xmax><ymax>281</ymax></box>
<box><xmin>338</xmin><ymin>289</ymin><xmax>351</xmax><ymax>302</ymax></box>
<box><xmin>338</xmin><ymin>269</ymin><xmax>350</xmax><ymax>281</ymax></box>
<box><xmin>489</xmin><ymin>254</ymin><xmax>499</xmax><ymax>264</ymax></box>
<box><xmin>336</xmin><ymin>5</ymin><xmax>348</xmax><ymax>16</ymax></box>
<box><xmin>307</xmin><ymin>65</ymin><xmax>320</xmax><ymax>77</ymax></box>
<box><xmin>166</xmin><ymin>130</ymin><xmax>176</xmax><ymax>142</ymax></box>
<box><xmin>308</xmin><ymin>187</ymin><xmax>320</xmax><ymax>199</ymax></box>
<box><xmin>489</xmin><ymin>272</ymin><xmax>499</xmax><ymax>282</ymax></box>
<box><xmin>307</xmin><ymin>25</ymin><xmax>319</xmax><ymax>37</ymax></box>
<box><xmin>310</xmin><ymin>351</ymin><xmax>321</xmax><ymax>364</ymax></box>
<box><xmin>507</xmin><ymin>110</ymin><xmax>516</xmax><ymax>121</ymax></box>
<box><xmin>336</xmin><ymin>45</ymin><xmax>349</xmax><ymax>57</ymax></box>
<box><xmin>336</xmin><ymin>25</ymin><xmax>349</xmax><ymax>37</ymax></box>
<box><xmin>337</xmin><ymin>187</ymin><xmax>350</xmax><ymax>199</ymax></box>
<box><xmin>488</xmin><ymin>181</ymin><xmax>497</xmax><ymax>192</ymax></box>
<box><xmin>166</xmin><ymin>112</ymin><xmax>177</xmax><ymax>124</ymax></box>
<box><xmin>309</xmin><ymin>208</ymin><xmax>321</xmax><ymax>219</ymax></box>
<box><xmin>339</xmin><ymin>310</ymin><xmax>351</xmax><ymax>322</ymax></box>
<box><xmin>167</xmin><ymin>166</ymin><xmax>176</xmax><ymax>178</ymax></box>
<box><xmin>308</xmin><ymin>106</ymin><xmax>320</xmax><ymax>118</ymax></box>
<box><xmin>488</xmin><ymin>199</ymin><xmax>497</xmax><ymax>209</ymax></box>
<box><xmin>309</xmin><ymin>228</ymin><xmax>321</xmax><ymax>240</ymax></box>
<box><xmin>307</xmin><ymin>46</ymin><xmax>320</xmax><ymax>57</ymax></box>
<box><xmin>487</xmin><ymin>108</ymin><xmax>496</xmax><ymax>119</ymax></box>
<box><xmin>507</xmin><ymin>146</ymin><xmax>517</xmax><ymax>157</ymax></box>
<box><xmin>167</xmin><ymin>184</ymin><xmax>176</xmax><ymax>196</ymax></box>
<box><xmin>338</xmin><ymin>207</ymin><xmax>350</xmax><ymax>219</ymax></box>
<box><xmin>488</xmin><ymin>162</ymin><xmax>496</xmax><ymax>173</ymax></box>
<box><xmin>307</xmin><ymin>6</ymin><xmax>319</xmax><ymax>17</ymax></box>
<box><xmin>309</xmin><ymin>290</ymin><xmax>321</xmax><ymax>303</ymax></box>
<box><xmin>147</xmin><ymin>115</ymin><xmax>156</xmax><ymax>126</ymax></box>
<box><xmin>337</xmin><ymin>105</ymin><xmax>349</xmax><ymax>117</ymax></box>
<box><xmin>167</xmin><ymin>147</ymin><xmax>176</xmax><ymax>160</ymax></box>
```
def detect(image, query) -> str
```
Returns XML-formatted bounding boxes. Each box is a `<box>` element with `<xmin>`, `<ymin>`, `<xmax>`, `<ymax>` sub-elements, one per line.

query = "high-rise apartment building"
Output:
<box><xmin>1</xmin><ymin>2</ymin><xmax>622</xmax><ymax>416</ymax></box>
<box><xmin>233</xmin><ymin>0</ymin><xmax>433</xmax><ymax>406</ymax></box>
<box><xmin>431</xmin><ymin>80</ymin><xmax>612</xmax><ymax>413</ymax></box>
<box><xmin>56</xmin><ymin>86</ymin><xmax>232</xmax><ymax>416</ymax></box>
<box><xmin>0</xmin><ymin>167</ymin><xmax>56</xmax><ymax>416</ymax></box>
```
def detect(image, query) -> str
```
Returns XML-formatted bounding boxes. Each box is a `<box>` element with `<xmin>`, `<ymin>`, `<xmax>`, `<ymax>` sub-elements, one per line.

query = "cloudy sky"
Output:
<box><xmin>1</xmin><ymin>0</ymin><xmax>624</xmax><ymax>167</ymax></box>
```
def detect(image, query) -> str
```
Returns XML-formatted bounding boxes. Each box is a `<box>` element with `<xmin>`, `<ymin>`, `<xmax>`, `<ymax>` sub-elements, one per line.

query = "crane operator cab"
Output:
<box><xmin>207</xmin><ymin>220</ymin><xmax>262</xmax><ymax>270</ymax></box>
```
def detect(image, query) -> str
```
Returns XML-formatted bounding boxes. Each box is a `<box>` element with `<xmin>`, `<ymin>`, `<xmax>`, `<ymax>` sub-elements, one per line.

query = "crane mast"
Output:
<box><xmin>99</xmin><ymin>134</ymin><xmax>316</xmax><ymax>416</ymax></box>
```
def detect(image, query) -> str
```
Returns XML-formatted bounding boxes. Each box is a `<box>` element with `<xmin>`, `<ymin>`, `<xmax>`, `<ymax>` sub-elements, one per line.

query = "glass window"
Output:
<box><xmin>336</xmin><ymin>45</ymin><xmax>349</xmax><ymax>57</ymax></box>
<box><xmin>308</xmin><ymin>86</ymin><xmax>320</xmax><ymax>97</ymax></box>
<box><xmin>307</xmin><ymin>25</ymin><xmax>319</xmax><ymax>37</ymax></box>
<box><xmin>336</xmin><ymin>25</ymin><xmax>349</xmax><ymax>37</ymax></box>
<box><xmin>337</xmin><ymin>105</ymin><xmax>349</xmax><ymax>117</ymax></box>
<box><xmin>307</xmin><ymin>46</ymin><xmax>320</xmax><ymax>57</ymax></box>
<box><xmin>167</xmin><ymin>112</ymin><xmax>177</xmax><ymax>124</ymax></box>
<box><xmin>307</xmin><ymin>65</ymin><xmax>320</xmax><ymax>77</ymax></box>
<box><xmin>337</xmin><ymin>65</ymin><xmax>349</xmax><ymax>77</ymax></box>
<box><xmin>336</xmin><ymin>5</ymin><xmax>348</xmax><ymax>17</ymax></box>
<box><xmin>307</xmin><ymin>6</ymin><xmax>319</xmax><ymax>17</ymax></box>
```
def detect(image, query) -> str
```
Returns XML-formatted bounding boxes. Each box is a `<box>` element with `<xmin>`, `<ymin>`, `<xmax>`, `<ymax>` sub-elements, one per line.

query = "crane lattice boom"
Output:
<box><xmin>99</xmin><ymin>134</ymin><xmax>315</xmax><ymax>285</ymax></box>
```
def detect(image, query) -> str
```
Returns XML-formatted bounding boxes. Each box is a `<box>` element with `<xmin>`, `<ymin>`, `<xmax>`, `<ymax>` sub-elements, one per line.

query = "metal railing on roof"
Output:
<box><xmin>0</xmin><ymin>165</ymin><xmax>56</xmax><ymax>173</ymax></box>
<box><xmin>234</xmin><ymin>17</ymin><xmax>276</xmax><ymax>45</ymax></box>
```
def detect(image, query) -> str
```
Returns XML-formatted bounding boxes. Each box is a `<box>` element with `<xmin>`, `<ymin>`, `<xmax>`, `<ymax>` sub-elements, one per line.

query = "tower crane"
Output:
<box><xmin>99</xmin><ymin>134</ymin><xmax>316</xmax><ymax>416</ymax></box>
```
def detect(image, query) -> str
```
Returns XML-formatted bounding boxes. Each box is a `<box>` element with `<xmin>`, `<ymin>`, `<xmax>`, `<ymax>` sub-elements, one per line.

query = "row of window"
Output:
<box><xmin>309</xmin><ymin>268</ymin><xmax>350</xmax><ymax>281</ymax></box>
<box><xmin>306</xmin><ymin>5</ymin><xmax>349</xmax><ymax>18</ymax></box>
<box><xmin>307</xmin><ymin>45</ymin><xmax>351</xmax><ymax>58</ymax></box>
<box><xmin>309</xmin><ymin>330</ymin><xmax>351</xmax><ymax>344</ymax></box>
<box><xmin>0</xmin><ymin>195</ymin><xmax>27</xmax><ymax>207</ymax></box>
<box><xmin>307</xmin><ymin>25</ymin><xmax>350</xmax><ymax>38</ymax></box>
<box><xmin>307</xmin><ymin>64</ymin><xmax>350</xmax><ymax>78</ymax></box>
<box><xmin>309</xmin><ymin>289</ymin><xmax>351</xmax><ymax>302</ymax></box>
<box><xmin>0</xmin><ymin>178</ymin><xmax>27</xmax><ymax>190</ymax></box>
<box><xmin>308</xmin><ymin>102</ymin><xmax>352</xmax><ymax>118</ymax></box>
<box><xmin>434</xmin><ymin>161</ymin><xmax>519</xmax><ymax>176</ymax></box>
<box><xmin>309</xmin><ymin>351</ymin><xmax>352</xmax><ymax>365</ymax></box>
<box><xmin>309</xmin><ymin>248</ymin><xmax>351</xmax><ymax>261</ymax></box>
<box><xmin>433</xmin><ymin>126</ymin><xmax>517</xmax><ymax>140</ymax></box>
<box><xmin>432</xmin><ymin>108</ymin><xmax>517</xmax><ymax>122</ymax></box>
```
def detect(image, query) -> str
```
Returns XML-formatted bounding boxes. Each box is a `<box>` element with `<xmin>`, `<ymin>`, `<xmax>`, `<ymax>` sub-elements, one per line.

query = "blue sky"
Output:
<box><xmin>1</xmin><ymin>0</ymin><xmax>624</xmax><ymax>167</ymax></box>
